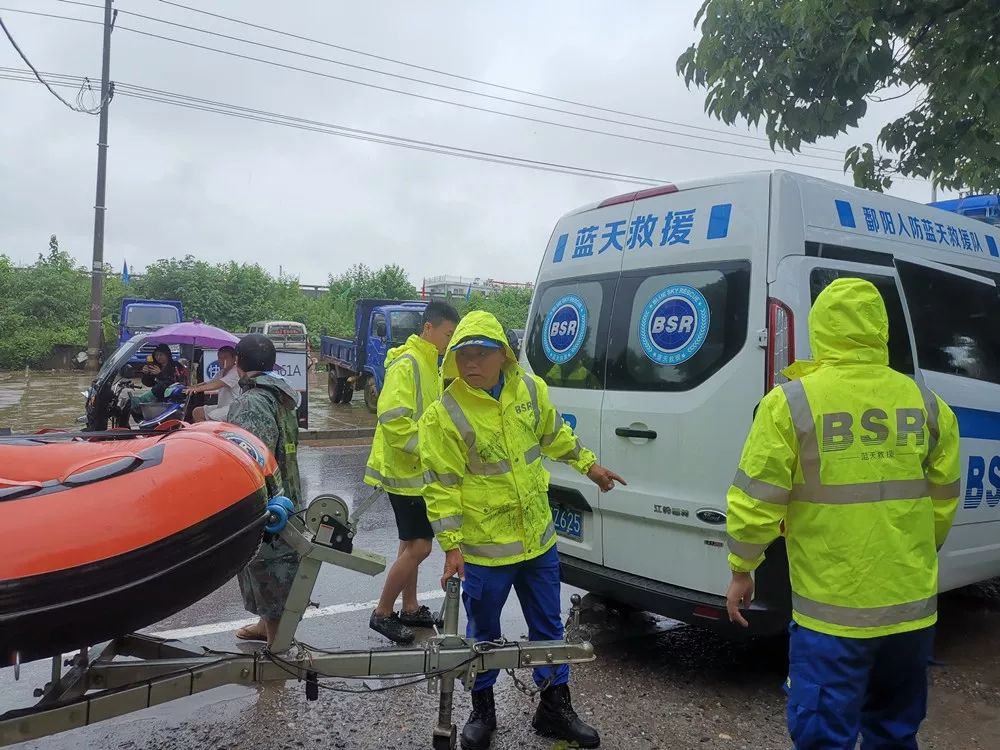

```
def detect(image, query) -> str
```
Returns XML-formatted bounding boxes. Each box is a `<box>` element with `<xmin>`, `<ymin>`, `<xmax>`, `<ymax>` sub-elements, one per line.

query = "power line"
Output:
<box><xmin>0</xmin><ymin>7</ymin><xmax>850</xmax><ymax>173</ymax></box>
<box><xmin>0</xmin><ymin>70</ymin><xmax>665</xmax><ymax>186</ymax></box>
<box><xmin>0</xmin><ymin>12</ymin><xmax>108</xmax><ymax>113</ymax></box>
<box><xmin>53</xmin><ymin>0</ymin><xmax>844</xmax><ymax>159</ymax></box>
<box><xmin>142</xmin><ymin>0</ymin><xmax>842</xmax><ymax>153</ymax></box>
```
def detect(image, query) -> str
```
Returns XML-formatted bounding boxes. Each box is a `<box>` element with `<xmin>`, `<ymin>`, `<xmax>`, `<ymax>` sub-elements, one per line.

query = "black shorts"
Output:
<box><xmin>388</xmin><ymin>493</ymin><xmax>434</xmax><ymax>541</ymax></box>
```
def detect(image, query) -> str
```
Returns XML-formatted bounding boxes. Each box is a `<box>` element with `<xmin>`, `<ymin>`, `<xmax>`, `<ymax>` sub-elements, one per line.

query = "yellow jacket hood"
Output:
<box><xmin>783</xmin><ymin>277</ymin><xmax>889</xmax><ymax>379</ymax></box>
<box><xmin>441</xmin><ymin>310</ymin><xmax>517</xmax><ymax>381</ymax></box>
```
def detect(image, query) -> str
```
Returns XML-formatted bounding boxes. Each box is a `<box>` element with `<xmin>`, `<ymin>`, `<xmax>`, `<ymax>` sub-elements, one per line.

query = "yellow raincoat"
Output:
<box><xmin>420</xmin><ymin>311</ymin><xmax>596</xmax><ymax>567</ymax></box>
<box><xmin>365</xmin><ymin>334</ymin><xmax>442</xmax><ymax>495</ymax></box>
<box><xmin>727</xmin><ymin>278</ymin><xmax>961</xmax><ymax>637</ymax></box>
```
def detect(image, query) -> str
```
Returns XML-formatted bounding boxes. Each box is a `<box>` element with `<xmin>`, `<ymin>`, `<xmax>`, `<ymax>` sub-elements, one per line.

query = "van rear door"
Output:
<box><xmin>598</xmin><ymin>175</ymin><xmax>770</xmax><ymax>599</ymax></box>
<box><xmin>522</xmin><ymin>197</ymin><xmax>638</xmax><ymax>567</ymax></box>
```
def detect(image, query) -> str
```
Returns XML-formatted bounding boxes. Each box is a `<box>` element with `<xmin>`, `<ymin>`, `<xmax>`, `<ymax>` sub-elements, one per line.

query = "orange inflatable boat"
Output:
<box><xmin>0</xmin><ymin>423</ymin><xmax>278</xmax><ymax>664</ymax></box>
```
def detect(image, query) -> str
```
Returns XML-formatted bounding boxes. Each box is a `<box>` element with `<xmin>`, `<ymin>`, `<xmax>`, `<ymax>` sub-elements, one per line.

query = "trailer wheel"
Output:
<box><xmin>364</xmin><ymin>377</ymin><xmax>379</xmax><ymax>413</ymax></box>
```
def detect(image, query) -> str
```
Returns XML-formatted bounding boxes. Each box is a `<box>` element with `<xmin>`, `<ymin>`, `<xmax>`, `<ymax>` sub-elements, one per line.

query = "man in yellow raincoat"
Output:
<box><xmin>366</xmin><ymin>301</ymin><xmax>459</xmax><ymax>644</ymax></box>
<box><xmin>420</xmin><ymin>311</ymin><xmax>624</xmax><ymax>750</ymax></box>
<box><xmin>725</xmin><ymin>278</ymin><xmax>961</xmax><ymax>749</ymax></box>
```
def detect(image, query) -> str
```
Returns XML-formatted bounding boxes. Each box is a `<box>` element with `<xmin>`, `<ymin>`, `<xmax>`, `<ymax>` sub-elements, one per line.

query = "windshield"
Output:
<box><xmin>97</xmin><ymin>335</ymin><xmax>148</xmax><ymax>382</ymax></box>
<box><xmin>125</xmin><ymin>304</ymin><xmax>179</xmax><ymax>328</ymax></box>
<box><xmin>390</xmin><ymin>311</ymin><xmax>423</xmax><ymax>344</ymax></box>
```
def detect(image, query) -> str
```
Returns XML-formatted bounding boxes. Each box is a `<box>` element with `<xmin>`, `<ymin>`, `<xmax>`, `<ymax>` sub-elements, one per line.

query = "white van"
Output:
<box><xmin>246</xmin><ymin>320</ymin><xmax>308</xmax><ymax>350</ymax></box>
<box><xmin>524</xmin><ymin>170</ymin><xmax>1000</xmax><ymax>635</ymax></box>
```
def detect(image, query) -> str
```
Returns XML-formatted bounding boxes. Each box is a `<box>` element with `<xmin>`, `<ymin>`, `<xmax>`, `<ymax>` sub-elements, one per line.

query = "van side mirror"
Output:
<box><xmin>375</xmin><ymin>321</ymin><xmax>387</xmax><ymax>339</ymax></box>
<box><xmin>111</xmin><ymin>313</ymin><xmax>120</xmax><ymax>326</ymax></box>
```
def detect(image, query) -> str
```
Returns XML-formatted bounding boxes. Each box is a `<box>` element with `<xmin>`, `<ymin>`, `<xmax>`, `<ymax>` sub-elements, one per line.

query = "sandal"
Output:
<box><xmin>235</xmin><ymin>624</ymin><xmax>267</xmax><ymax>641</ymax></box>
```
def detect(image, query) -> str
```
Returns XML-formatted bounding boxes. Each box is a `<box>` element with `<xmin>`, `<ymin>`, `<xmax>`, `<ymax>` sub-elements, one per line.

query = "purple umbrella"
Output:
<box><xmin>145</xmin><ymin>320</ymin><xmax>240</xmax><ymax>349</ymax></box>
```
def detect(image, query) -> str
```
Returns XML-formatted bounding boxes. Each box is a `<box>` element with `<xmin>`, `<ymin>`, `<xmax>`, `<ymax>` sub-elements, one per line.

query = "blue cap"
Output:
<box><xmin>451</xmin><ymin>337</ymin><xmax>503</xmax><ymax>351</ymax></box>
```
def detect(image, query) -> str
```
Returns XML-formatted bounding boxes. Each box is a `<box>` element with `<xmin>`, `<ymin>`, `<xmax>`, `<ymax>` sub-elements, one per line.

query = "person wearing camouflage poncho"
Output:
<box><xmin>226</xmin><ymin>333</ymin><xmax>303</xmax><ymax>646</ymax></box>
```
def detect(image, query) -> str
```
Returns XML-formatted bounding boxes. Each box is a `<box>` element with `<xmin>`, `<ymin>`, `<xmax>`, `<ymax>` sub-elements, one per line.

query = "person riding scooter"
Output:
<box><xmin>131</xmin><ymin>344</ymin><xmax>188</xmax><ymax>421</ymax></box>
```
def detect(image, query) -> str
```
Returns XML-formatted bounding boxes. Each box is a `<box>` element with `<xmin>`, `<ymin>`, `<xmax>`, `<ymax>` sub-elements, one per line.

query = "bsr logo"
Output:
<box><xmin>549</xmin><ymin>319</ymin><xmax>578</xmax><ymax>337</ymax></box>
<box><xmin>965</xmin><ymin>455</ymin><xmax>1000</xmax><ymax>509</ymax></box>
<box><xmin>820</xmin><ymin>409</ymin><xmax>928</xmax><ymax>451</ymax></box>
<box><xmin>651</xmin><ymin>314</ymin><xmax>695</xmax><ymax>335</ymax></box>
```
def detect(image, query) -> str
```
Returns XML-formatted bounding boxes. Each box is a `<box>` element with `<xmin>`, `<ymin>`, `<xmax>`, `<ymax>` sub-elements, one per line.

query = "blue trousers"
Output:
<box><xmin>786</xmin><ymin>622</ymin><xmax>934</xmax><ymax>750</ymax></box>
<box><xmin>462</xmin><ymin>545</ymin><xmax>569</xmax><ymax>691</ymax></box>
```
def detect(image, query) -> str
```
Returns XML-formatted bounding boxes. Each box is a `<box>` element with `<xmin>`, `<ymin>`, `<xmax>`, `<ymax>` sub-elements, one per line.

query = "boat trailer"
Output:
<box><xmin>0</xmin><ymin>493</ymin><xmax>595</xmax><ymax>749</ymax></box>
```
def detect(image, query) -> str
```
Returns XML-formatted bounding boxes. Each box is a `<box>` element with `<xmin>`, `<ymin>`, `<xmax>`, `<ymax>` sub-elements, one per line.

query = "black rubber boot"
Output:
<box><xmin>531</xmin><ymin>684</ymin><xmax>600</xmax><ymax>748</ymax></box>
<box><xmin>460</xmin><ymin>687</ymin><xmax>497</xmax><ymax>750</ymax></box>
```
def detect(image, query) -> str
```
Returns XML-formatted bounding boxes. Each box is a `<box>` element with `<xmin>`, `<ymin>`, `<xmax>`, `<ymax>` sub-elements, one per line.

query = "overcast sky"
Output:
<box><xmin>0</xmin><ymin>0</ymin><xmax>950</xmax><ymax>286</ymax></box>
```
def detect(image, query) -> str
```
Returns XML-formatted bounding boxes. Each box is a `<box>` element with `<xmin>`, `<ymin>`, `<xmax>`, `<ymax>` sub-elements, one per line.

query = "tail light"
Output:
<box><xmin>766</xmin><ymin>298</ymin><xmax>795</xmax><ymax>391</ymax></box>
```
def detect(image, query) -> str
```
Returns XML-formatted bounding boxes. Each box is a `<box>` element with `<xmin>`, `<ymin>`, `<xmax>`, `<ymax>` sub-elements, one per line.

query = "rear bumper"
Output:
<box><xmin>558</xmin><ymin>552</ymin><xmax>791</xmax><ymax>638</ymax></box>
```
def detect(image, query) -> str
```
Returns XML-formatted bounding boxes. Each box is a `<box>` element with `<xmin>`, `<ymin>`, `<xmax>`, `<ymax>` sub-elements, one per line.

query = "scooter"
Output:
<box><xmin>130</xmin><ymin>382</ymin><xmax>189</xmax><ymax>429</ymax></box>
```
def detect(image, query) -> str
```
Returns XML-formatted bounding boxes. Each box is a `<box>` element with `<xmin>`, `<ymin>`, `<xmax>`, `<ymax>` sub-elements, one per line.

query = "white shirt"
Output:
<box><xmin>216</xmin><ymin>366</ymin><xmax>241</xmax><ymax>412</ymax></box>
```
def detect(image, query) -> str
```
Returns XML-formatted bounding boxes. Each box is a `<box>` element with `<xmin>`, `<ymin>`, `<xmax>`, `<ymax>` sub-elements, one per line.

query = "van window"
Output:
<box><xmin>525</xmin><ymin>277</ymin><xmax>614</xmax><ymax>389</ymax></box>
<box><xmin>266</xmin><ymin>323</ymin><xmax>306</xmax><ymax>341</ymax></box>
<box><xmin>896</xmin><ymin>261</ymin><xmax>1000</xmax><ymax>384</ymax></box>
<box><xmin>809</xmin><ymin>269</ymin><xmax>914</xmax><ymax>375</ymax></box>
<box><xmin>606</xmin><ymin>262</ymin><xmax>751</xmax><ymax>392</ymax></box>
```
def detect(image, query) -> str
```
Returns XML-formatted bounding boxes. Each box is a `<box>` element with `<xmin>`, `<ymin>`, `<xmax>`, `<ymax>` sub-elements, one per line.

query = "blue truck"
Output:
<box><xmin>319</xmin><ymin>298</ymin><xmax>427</xmax><ymax>412</ymax></box>
<box><xmin>112</xmin><ymin>298</ymin><xmax>184</xmax><ymax>374</ymax></box>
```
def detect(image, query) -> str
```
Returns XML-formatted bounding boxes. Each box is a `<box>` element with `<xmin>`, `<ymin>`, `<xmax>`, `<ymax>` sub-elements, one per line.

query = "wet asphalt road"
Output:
<box><xmin>4</xmin><ymin>443</ymin><xmax>1000</xmax><ymax>749</ymax></box>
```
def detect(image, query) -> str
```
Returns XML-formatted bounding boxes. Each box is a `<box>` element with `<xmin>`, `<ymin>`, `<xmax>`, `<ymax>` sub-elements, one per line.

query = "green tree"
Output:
<box><xmin>677</xmin><ymin>0</ymin><xmax>1000</xmax><ymax>192</ymax></box>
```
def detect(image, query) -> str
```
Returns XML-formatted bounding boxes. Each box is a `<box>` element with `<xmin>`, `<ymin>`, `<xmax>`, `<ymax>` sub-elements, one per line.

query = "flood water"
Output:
<box><xmin>0</xmin><ymin>367</ymin><xmax>376</xmax><ymax>434</ymax></box>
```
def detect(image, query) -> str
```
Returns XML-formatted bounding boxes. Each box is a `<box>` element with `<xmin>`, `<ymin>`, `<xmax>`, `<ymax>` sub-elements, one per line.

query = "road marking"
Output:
<box><xmin>147</xmin><ymin>590</ymin><xmax>447</xmax><ymax>641</ymax></box>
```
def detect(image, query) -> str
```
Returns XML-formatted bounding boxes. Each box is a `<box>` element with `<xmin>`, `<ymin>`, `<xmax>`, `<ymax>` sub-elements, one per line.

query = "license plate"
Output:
<box><xmin>550</xmin><ymin>504</ymin><xmax>583</xmax><ymax>541</ymax></box>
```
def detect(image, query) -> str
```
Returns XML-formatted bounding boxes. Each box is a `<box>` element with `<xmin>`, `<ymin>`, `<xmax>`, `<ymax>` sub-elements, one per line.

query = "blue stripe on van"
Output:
<box><xmin>986</xmin><ymin>235</ymin><xmax>999</xmax><ymax>258</ymax></box>
<box><xmin>835</xmin><ymin>199</ymin><xmax>856</xmax><ymax>228</ymax></box>
<box><xmin>553</xmin><ymin>233</ymin><xmax>569</xmax><ymax>263</ymax></box>
<box><xmin>706</xmin><ymin>203</ymin><xmax>732</xmax><ymax>239</ymax></box>
<box><xmin>953</xmin><ymin>406</ymin><xmax>1000</xmax><ymax>441</ymax></box>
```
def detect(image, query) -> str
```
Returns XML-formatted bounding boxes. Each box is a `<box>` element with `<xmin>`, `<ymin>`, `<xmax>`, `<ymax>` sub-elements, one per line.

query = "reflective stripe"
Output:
<box><xmin>365</xmin><ymin>467</ymin><xmax>425</xmax><ymax>489</ymax></box>
<box><xmin>555</xmin><ymin>439</ymin><xmax>582</xmax><ymax>463</ymax></box>
<box><xmin>431</xmin><ymin>515</ymin><xmax>464</xmax><ymax>533</ymax></box>
<box><xmin>728</xmin><ymin>536</ymin><xmax>769</xmax><ymax>560</ymax></box>
<box><xmin>379</xmin><ymin>406</ymin><xmax>413</xmax><ymax>423</ymax></box>
<box><xmin>540</xmin><ymin>413</ymin><xmax>564</xmax><ymax>447</ymax></box>
<box><xmin>388</xmin><ymin>354</ymin><xmax>425</xmax><ymax>417</ymax></box>
<box><xmin>524</xmin><ymin>445</ymin><xmax>542</xmax><ymax>464</ymax></box>
<box><xmin>790</xmin><ymin>477</ymin><xmax>930</xmax><ymax>504</ymax></box>
<box><xmin>403</xmin><ymin>434</ymin><xmax>419</xmax><ymax>455</ymax></box>
<box><xmin>918</xmin><ymin>384</ymin><xmax>940</xmax><ymax>456</ymax></box>
<box><xmin>732</xmin><ymin>468</ymin><xmax>790</xmax><ymax>505</ymax></box>
<box><xmin>469</xmin><ymin>459</ymin><xmax>512</xmax><ymax>476</ymax></box>
<box><xmin>539</xmin><ymin>521</ymin><xmax>556</xmax><ymax>547</ymax></box>
<box><xmin>793</xmin><ymin>593</ymin><xmax>937</xmax><ymax>628</ymax></box>
<box><xmin>424</xmin><ymin>470</ymin><xmax>462</xmax><ymax>487</ymax></box>
<box><xmin>929</xmin><ymin>479</ymin><xmax>961</xmax><ymax>500</ymax></box>
<box><xmin>442</xmin><ymin>391</ymin><xmax>514</xmax><ymax>476</ymax></box>
<box><xmin>521</xmin><ymin>375</ymin><xmax>540</xmax><ymax>426</ymax></box>
<box><xmin>461</xmin><ymin>540</ymin><xmax>525</xmax><ymax>559</ymax></box>
<box><xmin>442</xmin><ymin>393</ymin><xmax>476</xmax><ymax>450</ymax></box>
<box><xmin>781</xmin><ymin>380</ymin><xmax>819</xmax><ymax>476</ymax></box>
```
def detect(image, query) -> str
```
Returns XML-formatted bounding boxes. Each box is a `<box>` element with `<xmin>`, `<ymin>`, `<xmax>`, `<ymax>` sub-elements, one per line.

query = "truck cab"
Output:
<box><xmin>320</xmin><ymin>299</ymin><xmax>427</xmax><ymax>412</ymax></box>
<box><xmin>115</xmin><ymin>299</ymin><xmax>184</xmax><ymax>375</ymax></box>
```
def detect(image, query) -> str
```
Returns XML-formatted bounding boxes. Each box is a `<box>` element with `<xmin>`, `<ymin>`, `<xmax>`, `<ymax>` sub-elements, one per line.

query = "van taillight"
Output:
<box><xmin>766</xmin><ymin>298</ymin><xmax>795</xmax><ymax>392</ymax></box>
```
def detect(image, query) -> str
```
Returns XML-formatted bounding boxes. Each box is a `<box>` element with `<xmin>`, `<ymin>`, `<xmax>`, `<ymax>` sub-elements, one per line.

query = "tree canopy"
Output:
<box><xmin>0</xmin><ymin>241</ymin><xmax>532</xmax><ymax>369</ymax></box>
<box><xmin>677</xmin><ymin>0</ymin><xmax>1000</xmax><ymax>192</ymax></box>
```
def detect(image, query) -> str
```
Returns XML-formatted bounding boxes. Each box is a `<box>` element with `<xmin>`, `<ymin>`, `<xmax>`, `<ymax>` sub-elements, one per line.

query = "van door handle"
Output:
<box><xmin>615</xmin><ymin>427</ymin><xmax>657</xmax><ymax>440</ymax></box>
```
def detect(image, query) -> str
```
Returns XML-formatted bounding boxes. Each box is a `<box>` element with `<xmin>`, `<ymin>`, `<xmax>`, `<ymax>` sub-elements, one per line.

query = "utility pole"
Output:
<box><xmin>930</xmin><ymin>174</ymin><xmax>938</xmax><ymax>203</ymax></box>
<box><xmin>85</xmin><ymin>0</ymin><xmax>115</xmax><ymax>371</ymax></box>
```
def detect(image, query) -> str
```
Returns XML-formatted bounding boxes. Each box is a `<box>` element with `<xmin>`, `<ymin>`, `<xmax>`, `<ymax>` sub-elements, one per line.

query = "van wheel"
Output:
<box><xmin>364</xmin><ymin>378</ymin><xmax>379</xmax><ymax>413</ymax></box>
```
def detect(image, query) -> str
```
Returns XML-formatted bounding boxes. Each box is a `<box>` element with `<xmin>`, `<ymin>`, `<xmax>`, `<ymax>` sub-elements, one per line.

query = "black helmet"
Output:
<box><xmin>236</xmin><ymin>333</ymin><xmax>276</xmax><ymax>373</ymax></box>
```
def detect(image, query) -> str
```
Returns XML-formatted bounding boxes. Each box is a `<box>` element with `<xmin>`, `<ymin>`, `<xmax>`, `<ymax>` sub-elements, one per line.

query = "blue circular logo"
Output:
<box><xmin>638</xmin><ymin>285</ymin><xmax>710</xmax><ymax>366</ymax></box>
<box><xmin>206</xmin><ymin>359</ymin><xmax>221</xmax><ymax>379</ymax></box>
<box><xmin>221</xmin><ymin>431</ymin><xmax>266</xmax><ymax>467</ymax></box>
<box><xmin>542</xmin><ymin>295</ymin><xmax>587</xmax><ymax>364</ymax></box>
